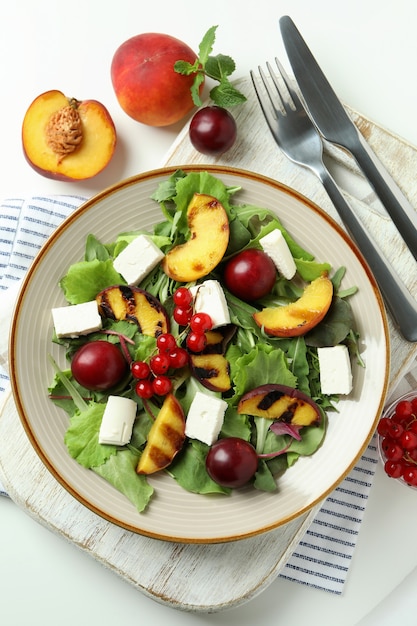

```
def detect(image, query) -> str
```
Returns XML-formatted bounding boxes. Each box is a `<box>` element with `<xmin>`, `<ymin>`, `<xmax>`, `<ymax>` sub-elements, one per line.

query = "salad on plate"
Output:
<box><xmin>48</xmin><ymin>169</ymin><xmax>362</xmax><ymax>513</ymax></box>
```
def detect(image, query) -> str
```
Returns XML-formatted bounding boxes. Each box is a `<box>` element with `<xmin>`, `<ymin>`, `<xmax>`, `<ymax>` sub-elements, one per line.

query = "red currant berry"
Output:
<box><xmin>395</xmin><ymin>400</ymin><xmax>413</xmax><ymax>421</ymax></box>
<box><xmin>152</xmin><ymin>375</ymin><xmax>173</xmax><ymax>396</ymax></box>
<box><xmin>386</xmin><ymin>421</ymin><xmax>404</xmax><ymax>439</ymax></box>
<box><xmin>411</xmin><ymin>397</ymin><xmax>417</xmax><ymax>415</ymax></box>
<box><xmin>190</xmin><ymin>312</ymin><xmax>213</xmax><ymax>333</ymax></box>
<box><xmin>377</xmin><ymin>417</ymin><xmax>392</xmax><ymax>437</ymax></box>
<box><xmin>402</xmin><ymin>465</ymin><xmax>417</xmax><ymax>486</ymax></box>
<box><xmin>135</xmin><ymin>379</ymin><xmax>154</xmax><ymax>399</ymax></box>
<box><xmin>173</xmin><ymin>305</ymin><xmax>193</xmax><ymax>326</ymax></box>
<box><xmin>173</xmin><ymin>287</ymin><xmax>193</xmax><ymax>307</ymax></box>
<box><xmin>150</xmin><ymin>353</ymin><xmax>171</xmax><ymax>375</ymax></box>
<box><xmin>156</xmin><ymin>333</ymin><xmax>177</xmax><ymax>353</ymax></box>
<box><xmin>385</xmin><ymin>442</ymin><xmax>404</xmax><ymax>462</ymax></box>
<box><xmin>381</xmin><ymin>437</ymin><xmax>395</xmax><ymax>455</ymax></box>
<box><xmin>131</xmin><ymin>360</ymin><xmax>151</xmax><ymax>380</ymax></box>
<box><xmin>186</xmin><ymin>331</ymin><xmax>207</xmax><ymax>353</ymax></box>
<box><xmin>401</xmin><ymin>430</ymin><xmax>417</xmax><ymax>451</ymax></box>
<box><xmin>406</xmin><ymin>448</ymin><xmax>417</xmax><ymax>462</ymax></box>
<box><xmin>409</xmin><ymin>420</ymin><xmax>417</xmax><ymax>435</ymax></box>
<box><xmin>384</xmin><ymin>460</ymin><xmax>404</xmax><ymax>479</ymax></box>
<box><xmin>169</xmin><ymin>347</ymin><xmax>189</xmax><ymax>369</ymax></box>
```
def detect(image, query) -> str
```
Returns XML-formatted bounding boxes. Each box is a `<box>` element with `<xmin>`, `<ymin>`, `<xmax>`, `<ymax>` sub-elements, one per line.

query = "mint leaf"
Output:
<box><xmin>198</xmin><ymin>25</ymin><xmax>217</xmax><ymax>65</ymax></box>
<box><xmin>190</xmin><ymin>72</ymin><xmax>205</xmax><ymax>106</ymax></box>
<box><xmin>209</xmin><ymin>82</ymin><xmax>247</xmax><ymax>108</ymax></box>
<box><xmin>174</xmin><ymin>25</ymin><xmax>246</xmax><ymax>108</ymax></box>
<box><xmin>205</xmin><ymin>54</ymin><xmax>236</xmax><ymax>81</ymax></box>
<box><xmin>173</xmin><ymin>59</ymin><xmax>197</xmax><ymax>76</ymax></box>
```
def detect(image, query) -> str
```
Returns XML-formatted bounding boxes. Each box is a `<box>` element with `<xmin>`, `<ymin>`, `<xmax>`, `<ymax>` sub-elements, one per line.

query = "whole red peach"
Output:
<box><xmin>110</xmin><ymin>33</ymin><xmax>201</xmax><ymax>127</ymax></box>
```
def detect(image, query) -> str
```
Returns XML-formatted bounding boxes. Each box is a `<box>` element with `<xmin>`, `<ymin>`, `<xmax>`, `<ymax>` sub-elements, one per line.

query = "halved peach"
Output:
<box><xmin>162</xmin><ymin>193</ymin><xmax>229</xmax><ymax>282</ymax></box>
<box><xmin>253</xmin><ymin>274</ymin><xmax>333</xmax><ymax>337</ymax></box>
<box><xmin>96</xmin><ymin>285</ymin><xmax>169</xmax><ymax>337</ymax></box>
<box><xmin>237</xmin><ymin>384</ymin><xmax>320</xmax><ymax>427</ymax></box>
<box><xmin>137</xmin><ymin>394</ymin><xmax>186</xmax><ymax>474</ymax></box>
<box><xmin>22</xmin><ymin>89</ymin><xmax>116</xmax><ymax>181</ymax></box>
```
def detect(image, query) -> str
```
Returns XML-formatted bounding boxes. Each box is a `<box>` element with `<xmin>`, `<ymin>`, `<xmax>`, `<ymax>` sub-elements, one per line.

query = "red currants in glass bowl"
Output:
<box><xmin>377</xmin><ymin>391</ymin><xmax>417</xmax><ymax>488</ymax></box>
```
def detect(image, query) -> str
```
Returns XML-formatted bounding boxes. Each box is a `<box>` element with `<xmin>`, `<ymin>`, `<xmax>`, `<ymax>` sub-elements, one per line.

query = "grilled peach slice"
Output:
<box><xmin>237</xmin><ymin>384</ymin><xmax>320</xmax><ymax>427</ymax></box>
<box><xmin>162</xmin><ymin>193</ymin><xmax>229</xmax><ymax>282</ymax></box>
<box><xmin>137</xmin><ymin>394</ymin><xmax>186</xmax><ymax>474</ymax></box>
<box><xmin>253</xmin><ymin>274</ymin><xmax>333</xmax><ymax>337</ymax></box>
<box><xmin>203</xmin><ymin>326</ymin><xmax>236</xmax><ymax>354</ymax></box>
<box><xmin>96</xmin><ymin>285</ymin><xmax>169</xmax><ymax>337</ymax></box>
<box><xmin>189</xmin><ymin>353</ymin><xmax>231</xmax><ymax>392</ymax></box>
<box><xmin>188</xmin><ymin>326</ymin><xmax>234</xmax><ymax>392</ymax></box>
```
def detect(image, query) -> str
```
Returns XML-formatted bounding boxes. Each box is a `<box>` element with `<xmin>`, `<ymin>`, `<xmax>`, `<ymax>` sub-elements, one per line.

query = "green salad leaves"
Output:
<box><xmin>49</xmin><ymin>170</ymin><xmax>361</xmax><ymax>514</ymax></box>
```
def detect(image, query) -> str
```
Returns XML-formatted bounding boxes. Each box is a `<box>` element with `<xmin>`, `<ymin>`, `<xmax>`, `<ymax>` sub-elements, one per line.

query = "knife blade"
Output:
<box><xmin>279</xmin><ymin>15</ymin><xmax>417</xmax><ymax>262</ymax></box>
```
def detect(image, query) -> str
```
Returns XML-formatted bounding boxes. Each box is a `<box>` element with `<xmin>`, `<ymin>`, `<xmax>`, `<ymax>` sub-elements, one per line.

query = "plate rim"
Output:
<box><xmin>9</xmin><ymin>164</ymin><xmax>391</xmax><ymax>543</ymax></box>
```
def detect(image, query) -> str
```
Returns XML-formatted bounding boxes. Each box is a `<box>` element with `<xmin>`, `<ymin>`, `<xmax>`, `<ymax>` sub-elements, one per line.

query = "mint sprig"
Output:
<box><xmin>174</xmin><ymin>25</ymin><xmax>247</xmax><ymax>108</ymax></box>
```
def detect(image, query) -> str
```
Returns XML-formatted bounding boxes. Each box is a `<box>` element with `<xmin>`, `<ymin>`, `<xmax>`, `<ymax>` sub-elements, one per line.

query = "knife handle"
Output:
<box><xmin>349</xmin><ymin>131</ymin><xmax>417</xmax><ymax>262</ymax></box>
<box><xmin>318</xmin><ymin>164</ymin><xmax>417</xmax><ymax>342</ymax></box>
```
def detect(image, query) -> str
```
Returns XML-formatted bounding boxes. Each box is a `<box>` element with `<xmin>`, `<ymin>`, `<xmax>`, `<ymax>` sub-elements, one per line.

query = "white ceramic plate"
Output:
<box><xmin>10</xmin><ymin>165</ymin><xmax>389</xmax><ymax>543</ymax></box>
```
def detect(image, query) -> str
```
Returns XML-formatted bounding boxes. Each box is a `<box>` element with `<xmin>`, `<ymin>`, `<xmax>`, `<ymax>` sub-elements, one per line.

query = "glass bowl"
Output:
<box><xmin>378</xmin><ymin>390</ymin><xmax>417</xmax><ymax>488</ymax></box>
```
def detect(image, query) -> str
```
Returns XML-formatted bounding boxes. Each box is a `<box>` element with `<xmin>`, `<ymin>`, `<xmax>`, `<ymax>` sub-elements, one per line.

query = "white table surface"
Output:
<box><xmin>2</xmin><ymin>1</ymin><xmax>417</xmax><ymax>624</ymax></box>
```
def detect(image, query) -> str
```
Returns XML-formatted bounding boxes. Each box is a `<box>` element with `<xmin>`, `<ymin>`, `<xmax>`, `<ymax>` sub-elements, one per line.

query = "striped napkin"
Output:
<box><xmin>0</xmin><ymin>195</ymin><xmax>406</xmax><ymax>594</ymax></box>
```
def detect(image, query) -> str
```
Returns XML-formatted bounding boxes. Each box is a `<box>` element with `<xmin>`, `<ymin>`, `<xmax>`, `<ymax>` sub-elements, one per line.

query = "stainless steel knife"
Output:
<box><xmin>279</xmin><ymin>15</ymin><xmax>417</xmax><ymax>261</ymax></box>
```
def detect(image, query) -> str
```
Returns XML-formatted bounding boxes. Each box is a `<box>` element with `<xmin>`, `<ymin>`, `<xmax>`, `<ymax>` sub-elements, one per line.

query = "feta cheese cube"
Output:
<box><xmin>317</xmin><ymin>345</ymin><xmax>353</xmax><ymax>395</ymax></box>
<box><xmin>113</xmin><ymin>234</ymin><xmax>164</xmax><ymax>285</ymax></box>
<box><xmin>185</xmin><ymin>391</ymin><xmax>228</xmax><ymax>446</ymax></box>
<box><xmin>259</xmin><ymin>229</ymin><xmax>297</xmax><ymax>280</ymax></box>
<box><xmin>52</xmin><ymin>300</ymin><xmax>102</xmax><ymax>338</ymax></box>
<box><xmin>98</xmin><ymin>396</ymin><xmax>137</xmax><ymax>446</ymax></box>
<box><xmin>189</xmin><ymin>280</ymin><xmax>231</xmax><ymax>328</ymax></box>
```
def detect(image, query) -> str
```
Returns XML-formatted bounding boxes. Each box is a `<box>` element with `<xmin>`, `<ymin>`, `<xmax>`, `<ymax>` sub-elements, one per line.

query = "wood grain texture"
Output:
<box><xmin>1</xmin><ymin>76</ymin><xmax>417</xmax><ymax>612</ymax></box>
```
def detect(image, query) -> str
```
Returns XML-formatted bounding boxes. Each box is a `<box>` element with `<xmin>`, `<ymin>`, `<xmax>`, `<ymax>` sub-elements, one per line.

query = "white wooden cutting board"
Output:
<box><xmin>1</xmin><ymin>77</ymin><xmax>417</xmax><ymax>612</ymax></box>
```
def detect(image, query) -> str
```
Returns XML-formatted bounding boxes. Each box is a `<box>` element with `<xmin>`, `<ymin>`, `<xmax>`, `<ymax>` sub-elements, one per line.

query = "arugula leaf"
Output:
<box><xmin>253</xmin><ymin>460</ymin><xmax>279</xmax><ymax>492</ymax></box>
<box><xmin>305</xmin><ymin>297</ymin><xmax>355</xmax><ymax>347</ymax></box>
<box><xmin>287</xmin><ymin>410</ymin><xmax>327</xmax><ymax>456</ymax></box>
<box><xmin>150</xmin><ymin>169</ymin><xmax>187</xmax><ymax>203</ymax></box>
<box><xmin>221</xmin><ymin>405</ymin><xmax>252</xmax><ymax>440</ymax></box>
<box><xmin>286</xmin><ymin>337</ymin><xmax>311</xmax><ymax>395</ymax></box>
<box><xmin>168</xmin><ymin>440</ymin><xmax>230</xmax><ymax>494</ymax></box>
<box><xmin>48</xmin><ymin>368</ymin><xmax>90</xmax><ymax>416</ymax></box>
<box><xmin>85</xmin><ymin>234</ymin><xmax>111</xmax><ymax>262</ymax></box>
<box><xmin>294</xmin><ymin>258</ymin><xmax>332</xmax><ymax>282</ymax></box>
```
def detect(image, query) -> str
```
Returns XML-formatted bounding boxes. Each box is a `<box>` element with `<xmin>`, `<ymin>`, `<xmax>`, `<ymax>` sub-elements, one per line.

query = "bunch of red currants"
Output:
<box><xmin>378</xmin><ymin>393</ymin><xmax>417</xmax><ymax>487</ymax></box>
<box><xmin>132</xmin><ymin>287</ymin><xmax>213</xmax><ymax>399</ymax></box>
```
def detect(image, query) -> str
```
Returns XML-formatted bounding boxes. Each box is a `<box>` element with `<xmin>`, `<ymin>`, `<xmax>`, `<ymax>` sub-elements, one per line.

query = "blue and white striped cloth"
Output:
<box><xmin>0</xmin><ymin>195</ymin><xmax>391</xmax><ymax>594</ymax></box>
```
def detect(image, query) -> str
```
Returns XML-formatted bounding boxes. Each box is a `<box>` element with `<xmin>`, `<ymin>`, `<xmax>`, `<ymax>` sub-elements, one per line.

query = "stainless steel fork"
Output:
<box><xmin>250</xmin><ymin>59</ymin><xmax>417</xmax><ymax>342</ymax></box>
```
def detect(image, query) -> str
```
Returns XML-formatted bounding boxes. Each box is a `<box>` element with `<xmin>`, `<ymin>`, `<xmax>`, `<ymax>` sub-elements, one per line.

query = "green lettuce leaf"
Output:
<box><xmin>64</xmin><ymin>402</ymin><xmax>117</xmax><ymax>468</ymax></box>
<box><xmin>233</xmin><ymin>344</ymin><xmax>297</xmax><ymax>402</ymax></box>
<box><xmin>93</xmin><ymin>448</ymin><xmax>153</xmax><ymax>513</ymax></box>
<box><xmin>60</xmin><ymin>259</ymin><xmax>123</xmax><ymax>304</ymax></box>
